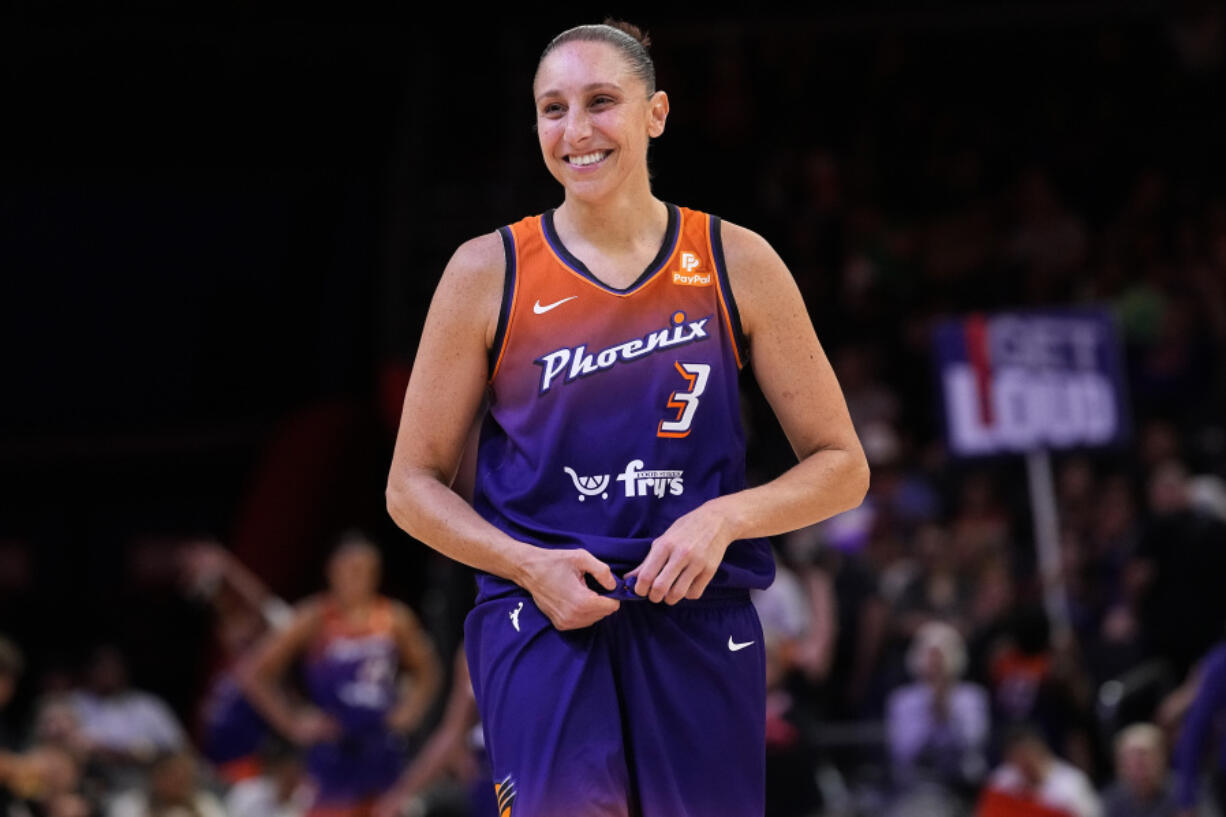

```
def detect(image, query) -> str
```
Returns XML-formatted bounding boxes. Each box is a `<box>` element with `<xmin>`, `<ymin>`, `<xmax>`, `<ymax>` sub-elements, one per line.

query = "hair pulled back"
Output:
<box><xmin>537</xmin><ymin>19</ymin><xmax>655</xmax><ymax>95</ymax></box>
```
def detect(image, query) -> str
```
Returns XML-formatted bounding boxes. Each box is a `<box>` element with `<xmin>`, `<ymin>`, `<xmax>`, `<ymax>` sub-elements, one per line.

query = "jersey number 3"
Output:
<box><xmin>658</xmin><ymin>362</ymin><xmax>711</xmax><ymax>438</ymax></box>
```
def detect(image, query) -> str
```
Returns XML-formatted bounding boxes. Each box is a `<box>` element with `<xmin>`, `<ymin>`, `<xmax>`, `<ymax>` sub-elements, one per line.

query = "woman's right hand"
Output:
<box><xmin>288</xmin><ymin>707</ymin><xmax>342</xmax><ymax>746</ymax></box>
<box><xmin>518</xmin><ymin>547</ymin><xmax>620</xmax><ymax>630</ymax></box>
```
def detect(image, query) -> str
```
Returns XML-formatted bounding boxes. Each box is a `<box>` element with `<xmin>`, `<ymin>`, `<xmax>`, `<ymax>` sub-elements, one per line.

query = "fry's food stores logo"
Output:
<box><xmin>564</xmin><ymin>459</ymin><xmax>684</xmax><ymax>502</ymax></box>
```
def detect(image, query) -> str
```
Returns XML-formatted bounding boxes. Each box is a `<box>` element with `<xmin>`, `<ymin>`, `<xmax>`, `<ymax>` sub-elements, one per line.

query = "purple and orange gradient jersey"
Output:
<box><xmin>473</xmin><ymin>202</ymin><xmax>775</xmax><ymax>602</ymax></box>
<box><xmin>303</xmin><ymin>598</ymin><xmax>399</xmax><ymax>733</ymax></box>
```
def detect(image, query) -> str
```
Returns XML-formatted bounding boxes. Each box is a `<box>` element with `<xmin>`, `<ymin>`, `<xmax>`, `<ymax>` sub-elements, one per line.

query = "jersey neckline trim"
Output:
<box><xmin>541</xmin><ymin>202</ymin><xmax>681</xmax><ymax>296</ymax></box>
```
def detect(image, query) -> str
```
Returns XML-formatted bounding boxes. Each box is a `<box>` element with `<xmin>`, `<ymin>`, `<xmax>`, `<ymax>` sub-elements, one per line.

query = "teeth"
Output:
<box><xmin>569</xmin><ymin>151</ymin><xmax>609</xmax><ymax>166</ymax></box>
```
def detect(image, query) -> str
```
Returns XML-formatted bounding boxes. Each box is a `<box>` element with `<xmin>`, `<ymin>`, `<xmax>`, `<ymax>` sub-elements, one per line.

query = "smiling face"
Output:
<box><xmin>533</xmin><ymin>40</ymin><xmax>668</xmax><ymax>203</ymax></box>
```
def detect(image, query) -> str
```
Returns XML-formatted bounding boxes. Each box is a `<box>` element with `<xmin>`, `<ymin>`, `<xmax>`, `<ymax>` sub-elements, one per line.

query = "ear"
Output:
<box><xmin>647</xmin><ymin>90</ymin><xmax>669</xmax><ymax>138</ymax></box>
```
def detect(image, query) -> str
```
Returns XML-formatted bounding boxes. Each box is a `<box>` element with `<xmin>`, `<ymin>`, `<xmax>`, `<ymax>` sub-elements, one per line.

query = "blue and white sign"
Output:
<box><xmin>933</xmin><ymin>308</ymin><xmax>1129</xmax><ymax>456</ymax></box>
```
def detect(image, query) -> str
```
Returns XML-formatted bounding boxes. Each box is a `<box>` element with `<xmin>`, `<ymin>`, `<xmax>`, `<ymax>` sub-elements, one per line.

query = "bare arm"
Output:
<box><xmin>385</xmin><ymin>233</ymin><xmax>620</xmax><ymax>630</ymax></box>
<box><xmin>374</xmin><ymin>650</ymin><xmax>482</xmax><ymax>817</ymax></box>
<box><xmin>632</xmin><ymin>221</ymin><xmax>869</xmax><ymax>603</ymax></box>
<box><xmin>385</xmin><ymin>603</ymin><xmax>443</xmax><ymax>735</ymax></box>
<box><xmin>235</xmin><ymin>599</ymin><xmax>338</xmax><ymax>745</ymax></box>
<box><xmin>181</xmin><ymin>539</ymin><xmax>291</xmax><ymax>629</ymax></box>
<box><xmin>712</xmin><ymin>222</ymin><xmax>870</xmax><ymax>533</ymax></box>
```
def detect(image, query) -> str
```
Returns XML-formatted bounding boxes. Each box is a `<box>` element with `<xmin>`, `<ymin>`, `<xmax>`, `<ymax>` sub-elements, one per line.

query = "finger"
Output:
<box><xmin>575</xmin><ymin>592</ymin><xmax>620</xmax><ymax>624</ymax></box>
<box><xmin>665</xmin><ymin>562</ymin><xmax>705</xmax><ymax>605</ymax></box>
<box><xmin>648</xmin><ymin>551</ymin><xmax>688</xmax><ymax>603</ymax></box>
<box><xmin>591</xmin><ymin>595</ymin><xmax>620</xmax><ymax>618</ymax></box>
<box><xmin>684</xmin><ymin>567</ymin><xmax>717</xmax><ymax>600</ymax></box>
<box><xmin>578</xmin><ymin>550</ymin><xmax>617</xmax><ymax>591</ymax></box>
<box><xmin>631</xmin><ymin>543</ymin><xmax>669</xmax><ymax>596</ymax></box>
<box><xmin>558</xmin><ymin>597</ymin><xmax>619</xmax><ymax>631</ymax></box>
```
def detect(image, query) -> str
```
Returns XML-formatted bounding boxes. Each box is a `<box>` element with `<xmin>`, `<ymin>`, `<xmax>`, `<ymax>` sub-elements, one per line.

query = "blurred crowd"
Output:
<box><xmin>5</xmin><ymin>4</ymin><xmax>1226</xmax><ymax>817</ymax></box>
<box><xmin>6</xmin><ymin>466</ymin><xmax>1226</xmax><ymax>817</ymax></box>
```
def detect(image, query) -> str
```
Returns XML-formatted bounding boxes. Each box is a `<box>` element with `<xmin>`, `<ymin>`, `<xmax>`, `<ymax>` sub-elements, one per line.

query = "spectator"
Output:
<box><xmin>66</xmin><ymin>646</ymin><xmax>186</xmax><ymax>791</ymax></box>
<box><xmin>1131</xmin><ymin>460</ymin><xmax>1226</xmax><ymax>679</ymax></box>
<box><xmin>106</xmin><ymin>750</ymin><xmax>225</xmax><ymax>817</ymax></box>
<box><xmin>752</xmin><ymin>554</ymin><xmax>826</xmax><ymax>681</ymax></box>
<box><xmin>1100</xmin><ymin>723</ymin><xmax>1178</xmax><ymax>817</ymax></box>
<box><xmin>988</xmin><ymin>607</ymin><xmax>1094</xmax><ymax>769</ymax></box>
<box><xmin>893</xmin><ymin>524</ymin><xmax>974</xmax><ymax>640</ymax></box>
<box><xmin>30</xmin><ymin>698</ymin><xmax>91</xmax><ymax>763</ymax></box>
<box><xmin>950</xmin><ymin>472</ymin><xmax>1011</xmax><ymax>576</ymax></box>
<box><xmin>887</xmin><ymin>622</ymin><xmax>990</xmax><ymax>804</ymax></box>
<box><xmin>0</xmin><ymin>742</ymin><xmax>95</xmax><ymax>817</ymax></box>
<box><xmin>225</xmin><ymin>740</ymin><xmax>311</xmax><ymax>817</ymax></box>
<box><xmin>976</xmin><ymin>725</ymin><xmax>1102</xmax><ymax>817</ymax></box>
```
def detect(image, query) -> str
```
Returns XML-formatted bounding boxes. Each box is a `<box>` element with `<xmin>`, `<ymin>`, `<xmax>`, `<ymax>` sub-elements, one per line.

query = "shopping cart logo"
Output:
<box><xmin>563</xmin><ymin>467</ymin><xmax>610</xmax><ymax>501</ymax></box>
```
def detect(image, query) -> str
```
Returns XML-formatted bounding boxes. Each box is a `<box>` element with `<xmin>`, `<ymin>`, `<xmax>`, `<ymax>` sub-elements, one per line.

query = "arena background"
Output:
<box><xmin>3</xmin><ymin>2</ymin><xmax>1225</xmax><ymax>815</ymax></box>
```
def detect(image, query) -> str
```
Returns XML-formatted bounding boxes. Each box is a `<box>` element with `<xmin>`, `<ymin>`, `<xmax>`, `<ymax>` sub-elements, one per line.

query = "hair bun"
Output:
<box><xmin>602</xmin><ymin>18</ymin><xmax>651</xmax><ymax>49</ymax></box>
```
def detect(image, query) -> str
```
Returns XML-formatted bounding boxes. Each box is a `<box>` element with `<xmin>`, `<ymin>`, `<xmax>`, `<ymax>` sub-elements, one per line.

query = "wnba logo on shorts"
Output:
<box><xmin>673</xmin><ymin>251</ymin><xmax>712</xmax><ymax>286</ymax></box>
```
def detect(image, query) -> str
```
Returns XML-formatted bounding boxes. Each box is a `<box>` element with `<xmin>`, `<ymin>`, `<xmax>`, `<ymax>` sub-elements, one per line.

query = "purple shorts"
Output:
<box><xmin>306</xmin><ymin>728</ymin><xmax>404</xmax><ymax>806</ymax></box>
<box><xmin>464</xmin><ymin>588</ymin><xmax>766</xmax><ymax>817</ymax></box>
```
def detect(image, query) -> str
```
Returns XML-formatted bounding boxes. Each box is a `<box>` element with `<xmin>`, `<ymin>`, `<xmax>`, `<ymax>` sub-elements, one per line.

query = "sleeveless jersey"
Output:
<box><xmin>472</xmin><ymin>202</ymin><xmax>775</xmax><ymax>602</ymax></box>
<box><xmin>302</xmin><ymin>598</ymin><xmax>400</xmax><ymax>733</ymax></box>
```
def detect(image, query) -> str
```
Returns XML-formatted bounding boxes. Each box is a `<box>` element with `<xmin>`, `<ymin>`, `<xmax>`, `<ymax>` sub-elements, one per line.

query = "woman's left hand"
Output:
<box><xmin>627</xmin><ymin>501</ymin><xmax>735</xmax><ymax>604</ymax></box>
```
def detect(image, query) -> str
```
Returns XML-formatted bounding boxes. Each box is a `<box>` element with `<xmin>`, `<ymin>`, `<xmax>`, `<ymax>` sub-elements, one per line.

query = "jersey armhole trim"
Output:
<box><xmin>708</xmin><ymin>215</ymin><xmax>749</xmax><ymax>369</ymax></box>
<box><xmin>488</xmin><ymin>226</ymin><xmax>518</xmax><ymax>382</ymax></box>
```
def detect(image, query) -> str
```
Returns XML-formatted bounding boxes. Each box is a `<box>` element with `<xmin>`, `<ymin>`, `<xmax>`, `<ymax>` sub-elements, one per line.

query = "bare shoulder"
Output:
<box><xmin>433</xmin><ymin>230</ymin><xmax>507</xmax><ymax>347</ymax></box>
<box><xmin>717</xmin><ymin>219</ymin><xmax>802</xmax><ymax>339</ymax></box>
<box><xmin>252</xmin><ymin>595</ymin><xmax>324</xmax><ymax>654</ymax></box>
<box><xmin>445</xmin><ymin>231</ymin><xmax>505</xmax><ymax>285</ymax></box>
<box><xmin>387</xmin><ymin>598</ymin><xmax>423</xmax><ymax>631</ymax></box>
<box><xmin>719</xmin><ymin>219</ymin><xmax>784</xmax><ymax>276</ymax></box>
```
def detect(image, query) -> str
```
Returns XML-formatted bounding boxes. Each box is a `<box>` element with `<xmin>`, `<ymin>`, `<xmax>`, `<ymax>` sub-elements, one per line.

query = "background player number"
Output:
<box><xmin>339</xmin><ymin>653</ymin><xmax>394</xmax><ymax>709</ymax></box>
<box><xmin>658</xmin><ymin>362</ymin><xmax>711</xmax><ymax>438</ymax></box>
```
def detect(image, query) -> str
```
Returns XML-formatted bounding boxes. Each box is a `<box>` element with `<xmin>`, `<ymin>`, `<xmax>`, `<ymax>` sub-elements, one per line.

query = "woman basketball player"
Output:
<box><xmin>238</xmin><ymin>536</ymin><xmax>442</xmax><ymax>817</ymax></box>
<box><xmin>386</xmin><ymin>21</ymin><xmax>868</xmax><ymax>817</ymax></box>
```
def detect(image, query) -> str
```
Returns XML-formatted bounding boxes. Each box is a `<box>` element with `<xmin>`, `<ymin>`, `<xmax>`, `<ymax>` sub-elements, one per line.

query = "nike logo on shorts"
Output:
<box><xmin>533</xmin><ymin>296</ymin><xmax>578</xmax><ymax>314</ymax></box>
<box><xmin>727</xmin><ymin>636</ymin><xmax>755</xmax><ymax>652</ymax></box>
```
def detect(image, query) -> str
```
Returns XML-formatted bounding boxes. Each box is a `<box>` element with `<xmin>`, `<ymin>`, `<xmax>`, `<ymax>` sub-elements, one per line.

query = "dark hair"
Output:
<box><xmin>331</xmin><ymin>529</ymin><xmax>381</xmax><ymax>562</ymax></box>
<box><xmin>537</xmin><ymin>19</ymin><xmax>655</xmax><ymax>95</ymax></box>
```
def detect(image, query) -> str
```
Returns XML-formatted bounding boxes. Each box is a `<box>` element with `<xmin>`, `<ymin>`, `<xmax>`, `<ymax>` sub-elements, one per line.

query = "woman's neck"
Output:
<box><xmin>556</xmin><ymin>185</ymin><xmax>666</xmax><ymax>253</ymax></box>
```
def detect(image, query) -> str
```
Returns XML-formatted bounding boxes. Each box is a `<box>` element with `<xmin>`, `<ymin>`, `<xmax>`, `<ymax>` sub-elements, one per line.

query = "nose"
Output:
<box><xmin>564</xmin><ymin>107</ymin><xmax>592</xmax><ymax>145</ymax></box>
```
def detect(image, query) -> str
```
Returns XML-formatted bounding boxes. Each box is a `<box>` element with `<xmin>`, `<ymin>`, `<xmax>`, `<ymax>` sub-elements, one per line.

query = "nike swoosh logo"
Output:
<box><xmin>728</xmin><ymin>636</ymin><xmax>755</xmax><ymax>652</ymax></box>
<box><xmin>533</xmin><ymin>296</ymin><xmax>578</xmax><ymax>314</ymax></box>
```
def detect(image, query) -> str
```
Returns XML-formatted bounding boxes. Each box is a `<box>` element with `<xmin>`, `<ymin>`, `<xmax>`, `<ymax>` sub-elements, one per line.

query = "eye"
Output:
<box><xmin>590</xmin><ymin>95</ymin><xmax>616</xmax><ymax>109</ymax></box>
<box><xmin>540</xmin><ymin>101</ymin><xmax>564</xmax><ymax>117</ymax></box>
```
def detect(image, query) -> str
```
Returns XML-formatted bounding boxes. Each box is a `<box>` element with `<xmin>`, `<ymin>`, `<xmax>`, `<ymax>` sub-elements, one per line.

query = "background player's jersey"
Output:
<box><xmin>473</xmin><ymin>203</ymin><xmax>775</xmax><ymax>602</ymax></box>
<box><xmin>302</xmin><ymin>598</ymin><xmax>399</xmax><ymax>732</ymax></box>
